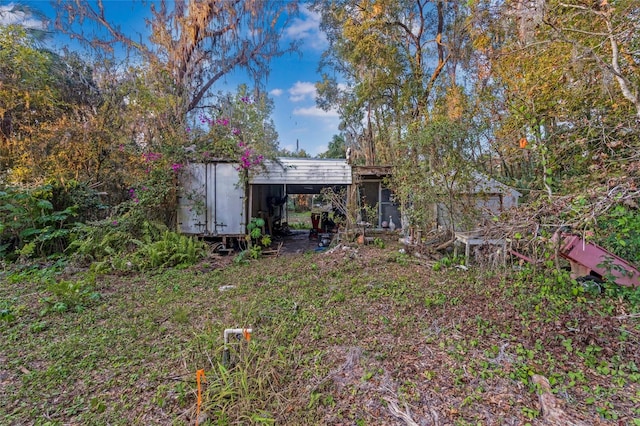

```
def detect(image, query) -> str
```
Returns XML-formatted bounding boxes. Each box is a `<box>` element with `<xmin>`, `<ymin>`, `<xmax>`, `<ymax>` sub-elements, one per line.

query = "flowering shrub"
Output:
<box><xmin>237</xmin><ymin>142</ymin><xmax>264</xmax><ymax>171</ymax></box>
<box><xmin>198</xmin><ymin>102</ymin><xmax>265</xmax><ymax>172</ymax></box>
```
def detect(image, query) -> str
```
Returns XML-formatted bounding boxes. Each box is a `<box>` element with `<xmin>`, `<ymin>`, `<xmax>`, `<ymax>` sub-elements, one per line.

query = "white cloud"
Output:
<box><xmin>293</xmin><ymin>106</ymin><xmax>339</xmax><ymax>118</ymax></box>
<box><xmin>285</xmin><ymin>4</ymin><xmax>327</xmax><ymax>50</ymax></box>
<box><xmin>288</xmin><ymin>81</ymin><xmax>317</xmax><ymax>102</ymax></box>
<box><xmin>0</xmin><ymin>4</ymin><xmax>46</xmax><ymax>29</ymax></box>
<box><xmin>269</xmin><ymin>88</ymin><xmax>284</xmax><ymax>97</ymax></box>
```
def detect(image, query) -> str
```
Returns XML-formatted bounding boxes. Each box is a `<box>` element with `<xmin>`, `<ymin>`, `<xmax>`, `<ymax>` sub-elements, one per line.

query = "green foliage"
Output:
<box><xmin>432</xmin><ymin>254</ymin><xmax>465</xmax><ymax>270</ymax></box>
<box><xmin>41</xmin><ymin>275</ymin><xmax>101</xmax><ymax>315</ymax></box>
<box><xmin>0</xmin><ymin>298</ymin><xmax>20</xmax><ymax>322</ymax></box>
<box><xmin>128</xmin><ymin>231</ymin><xmax>207</xmax><ymax>270</ymax></box>
<box><xmin>598</xmin><ymin>205</ymin><xmax>640</xmax><ymax>267</ymax></box>
<box><xmin>0</xmin><ymin>184</ymin><xmax>78</xmax><ymax>259</ymax></box>
<box><xmin>68</xmin><ymin>223</ymin><xmax>135</xmax><ymax>263</ymax></box>
<box><xmin>2</xmin><ymin>239</ymin><xmax>640</xmax><ymax>423</ymax></box>
<box><xmin>68</xmin><ymin>217</ymin><xmax>207</xmax><ymax>272</ymax></box>
<box><xmin>248</xmin><ymin>245</ymin><xmax>263</xmax><ymax>260</ymax></box>
<box><xmin>372</xmin><ymin>237</ymin><xmax>385</xmax><ymax>249</ymax></box>
<box><xmin>244</xmin><ymin>217</ymin><xmax>271</xmax><ymax>259</ymax></box>
<box><xmin>394</xmin><ymin>118</ymin><xmax>480</xmax><ymax>232</ymax></box>
<box><xmin>318</xmin><ymin>134</ymin><xmax>346</xmax><ymax>159</ymax></box>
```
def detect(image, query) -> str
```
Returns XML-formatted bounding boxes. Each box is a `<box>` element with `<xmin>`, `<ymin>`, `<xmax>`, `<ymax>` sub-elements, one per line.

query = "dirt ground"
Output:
<box><xmin>278</xmin><ymin>229</ymin><xmax>330</xmax><ymax>255</ymax></box>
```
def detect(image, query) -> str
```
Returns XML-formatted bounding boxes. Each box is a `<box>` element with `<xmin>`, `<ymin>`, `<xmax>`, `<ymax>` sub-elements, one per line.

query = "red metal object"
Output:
<box><xmin>311</xmin><ymin>213</ymin><xmax>321</xmax><ymax>232</ymax></box>
<box><xmin>559</xmin><ymin>234</ymin><xmax>640</xmax><ymax>288</ymax></box>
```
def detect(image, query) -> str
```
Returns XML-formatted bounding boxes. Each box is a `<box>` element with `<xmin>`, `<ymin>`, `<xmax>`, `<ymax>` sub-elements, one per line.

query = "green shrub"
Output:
<box><xmin>68</xmin><ymin>218</ymin><xmax>167</xmax><ymax>261</ymax></box>
<box><xmin>41</xmin><ymin>275</ymin><xmax>101</xmax><ymax>315</ymax></box>
<box><xmin>598</xmin><ymin>205</ymin><xmax>640</xmax><ymax>268</ymax></box>
<box><xmin>128</xmin><ymin>231</ymin><xmax>207</xmax><ymax>270</ymax></box>
<box><xmin>0</xmin><ymin>184</ymin><xmax>79</xmax><ymax>259</ymax></box>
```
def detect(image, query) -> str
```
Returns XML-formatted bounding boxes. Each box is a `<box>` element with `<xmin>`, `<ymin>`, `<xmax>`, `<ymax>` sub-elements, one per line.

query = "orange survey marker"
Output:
<box><xmin>242</xmin><ymin>328</ymin><xmax>251</xmax><ymax>342</ymax></box>
<box><xmin>195</xmin><ymin>369</ymin><xmax>206</xmax><ymax>426</ymax></box>
<box><xmin>519</xmin><ymin>137</ymin><xmax>528</xmax><ymax>149</ymax></box>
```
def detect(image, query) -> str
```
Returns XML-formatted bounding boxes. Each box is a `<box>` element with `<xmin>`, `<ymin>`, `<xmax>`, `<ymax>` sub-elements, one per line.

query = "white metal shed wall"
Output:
<box><xmin>249</xmin><ymin>157</ymin><xmax>352</xmax><ymax>185</ymax></box>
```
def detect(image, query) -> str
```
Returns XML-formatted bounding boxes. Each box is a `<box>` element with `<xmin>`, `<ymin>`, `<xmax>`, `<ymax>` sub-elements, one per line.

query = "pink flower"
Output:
<box><xmin>171</xmin><ymin>163</ymin><xmax>183</xmax><ymax>172</ymax></box>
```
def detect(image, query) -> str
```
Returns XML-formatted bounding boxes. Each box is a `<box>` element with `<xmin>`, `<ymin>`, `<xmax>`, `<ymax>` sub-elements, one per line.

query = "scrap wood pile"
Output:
<box><xmin>395</xmin><ymin>181</ymin><xmax>640</xmax><ymax>268</ymax></box>
<box><xmin>407</xmin><ymin>228</ymin><xmax>452</xmax><ymax>258</ymax></box>
<box><xmin>475</xmin><ymin>182</ymin><xmax>640</xmax><ymax>264</ymax></box>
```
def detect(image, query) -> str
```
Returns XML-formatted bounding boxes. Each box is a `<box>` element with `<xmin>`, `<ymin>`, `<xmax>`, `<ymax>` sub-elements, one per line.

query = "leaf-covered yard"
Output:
<box><xmin>1</xmin><ymin>241</ymin><xmax>639</xmax><ymax>425</ymax></box>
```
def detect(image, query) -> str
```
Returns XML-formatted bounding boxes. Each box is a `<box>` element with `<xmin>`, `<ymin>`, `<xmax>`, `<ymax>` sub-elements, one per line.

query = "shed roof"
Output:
<box><xmin>249</xmin><ymin>157</ymin><xmax>352</xmax><ymax>185</ymax></box>
<box><xmin>431</xmin><ymin>171</ymin><xmax>521</xmax><ymax>197</ymax></box>
<box><xmin>466</xmin><ymin>172</ymin><xmax>522</xmax><ymax>197</ymax></box>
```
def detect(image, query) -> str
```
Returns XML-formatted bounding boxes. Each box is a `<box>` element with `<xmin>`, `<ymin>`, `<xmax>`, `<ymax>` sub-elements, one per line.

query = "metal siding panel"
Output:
<box><xmin>205</xmin><ymin>164</ymin><xmax>215</xmax><ymax>234</ymax></box>
<box><xmin>214</xmin><ymin>163</ymin><xmax>246</xmax><ymax>235</ymax></box>
<box><xmin>177</xmin><ymin>163</ymin><xmax>207</xmax><ymax>234</ymax></box>
<box><xmin>250</xmin><ymin>158</ymin><xmax>352</xmax><ymax>185</ymax></box>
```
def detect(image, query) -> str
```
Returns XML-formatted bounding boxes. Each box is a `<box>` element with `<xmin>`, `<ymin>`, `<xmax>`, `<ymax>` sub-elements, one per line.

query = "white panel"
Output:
<box><xmin>211</xmin><ymin>163</ymin><xmax>246</xmax><ymax>235</ymax></box>
<box><xmin>177</xmin><ymin>163</ymin><xmax>207</xmax><ymax>234</ymax></box>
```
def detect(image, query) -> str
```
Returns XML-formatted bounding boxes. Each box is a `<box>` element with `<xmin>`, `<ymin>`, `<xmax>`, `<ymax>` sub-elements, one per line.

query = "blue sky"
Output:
<box><xmin>0</xmin><ymin>1</ymin><xmax>341</xmax><ymax>157</ymax></box>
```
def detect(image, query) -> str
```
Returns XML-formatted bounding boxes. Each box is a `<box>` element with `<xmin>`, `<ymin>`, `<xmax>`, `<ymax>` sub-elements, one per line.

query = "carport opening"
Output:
<box><xmin>286</xmin><ymin>185</ymin><xmax>348</xmax><ymax>238</ymax></box>
<box><xmin>251</xmin><ymin>184</ymin><xmax>348</xmax><ymax>239</ymax></box>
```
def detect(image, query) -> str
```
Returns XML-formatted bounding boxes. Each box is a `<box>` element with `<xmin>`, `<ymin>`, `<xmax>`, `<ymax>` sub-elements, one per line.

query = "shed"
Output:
<box><xmin>249</xmin><ymin>158</ymin><xmax>352</xmax><ymax>233</ymax></box>
<box><xmin>352</xmin><ymin>165</ymin><xmax>401</xmax><ymax>229</ymax></box>
<box><xmin>177</xmin><ymin>158</ymin><xmax>352</xmax><ymax>241</ymax></box>
<box><xmin>435</xmin><ymin>172</ymin><xmax>521</xmax><ymax>230</ymax></box>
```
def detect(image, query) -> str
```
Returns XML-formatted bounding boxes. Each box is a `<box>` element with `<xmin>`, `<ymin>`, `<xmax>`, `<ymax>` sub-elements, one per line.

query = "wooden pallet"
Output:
<box><xmin>262</xmin><ymin>241</ymin><xmax>284</xmax><ymax>257</ymax></box>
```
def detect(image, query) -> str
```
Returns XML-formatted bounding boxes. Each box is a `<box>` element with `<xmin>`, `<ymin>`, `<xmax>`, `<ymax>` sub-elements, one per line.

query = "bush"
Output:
<box><xmin>128</xmin><ymin>230</ymin><xmax>207</xmax><ymax>270</ymax></box>
<box><xmin>598</xmin><ymin>205</ymin><xmax>640</xmax><ymax>268</ymax></box>
<box><xmin>0</xmin><ymin>184</ymin><xmax>78</xmax><ymax>260</ymax></box>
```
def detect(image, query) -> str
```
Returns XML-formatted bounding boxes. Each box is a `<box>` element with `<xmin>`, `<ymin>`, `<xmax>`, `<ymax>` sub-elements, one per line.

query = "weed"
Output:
<box><xmin>373</xmin><ymin>237</ymin><xmax>385</xmax><ymax>249</ymax></box>
<box><xmin>424</xmin><ymin>292</ymin><xmax>447</xmax><ymax>308</ymax></box>
<box><xmin>521</xmin><ymin>406</ymin><xmax>539</xmax><ymax>420</ymax></box>
<box><xmin>0</xmin><ymin>298</ymin><xmax>19</xmax><ymax>322</ymax></box>
<box><xmin>172</xmin><ymin>307</ymin><xmax>190</xmax><ymax>324</ymax></box>
<box><xmin>2</xmin><ymin>241</ymin><xmax>639</xmax><ymax>425</ymax></box>
<box><xmin>41</xmin><ymin>275</ymin><xmax>101</xmax><ymax>315</ymax></box>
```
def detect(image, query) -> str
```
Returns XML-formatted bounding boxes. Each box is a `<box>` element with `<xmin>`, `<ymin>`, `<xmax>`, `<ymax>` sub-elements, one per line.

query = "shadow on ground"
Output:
<box><xmin>278</xmin><ymin>229</ymin><xmax>330</xmax><ymax>255</ymax></box>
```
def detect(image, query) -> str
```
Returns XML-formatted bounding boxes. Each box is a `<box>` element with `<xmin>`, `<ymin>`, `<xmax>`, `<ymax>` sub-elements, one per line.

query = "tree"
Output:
<box><xmin>0</xmin><ymin>25</ymin><xmax>59</xmax><ymax>181</ymax></box>
<box><xmin>192</xmin><ymin>85</ymin><xmax>280</xmax><ymax>163</ymax></box>
<box><xmin>277</xmin><ymin>147</ymin><xmax>311</xmax><ymax>158</ymax></box>
<box><xmin>544</xmin><ymin>0</ymin><xmax>640</xmax><ymax>120</ymax></box>
<box><xmin>48</xmin><ymin>1</ymin><xmax>301</xmax><ymax>225</ymax></box>
<box><xmin>466</xmin><ymin>0</ymin><xmax>640</xmax><ymax>194</ymax></box>
<box><xmin>318</xmin><ymin>134</ymin><xmax>346</xmax><ymax>159</ymax></box>
<box><xmin>55</xmin><ymin>0</ymin><xmax>299</xmax><ymax>122</ymax></box>
<box><xmin>313</xmin><ymin>0</ymin><xmax>468</xmax><ymax>166</ymax></box>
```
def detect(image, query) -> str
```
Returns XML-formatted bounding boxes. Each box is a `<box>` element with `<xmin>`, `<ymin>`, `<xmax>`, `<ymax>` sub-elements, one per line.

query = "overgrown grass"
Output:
<box><xmin>286</xmin><ymin>210</ymin><xmax>312</xmax><ymax>230</ymax></box>
<box><xmin>1</xmin><ymin>245</ymin><xmax>639</xmax><ymax>425</ymax></box>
